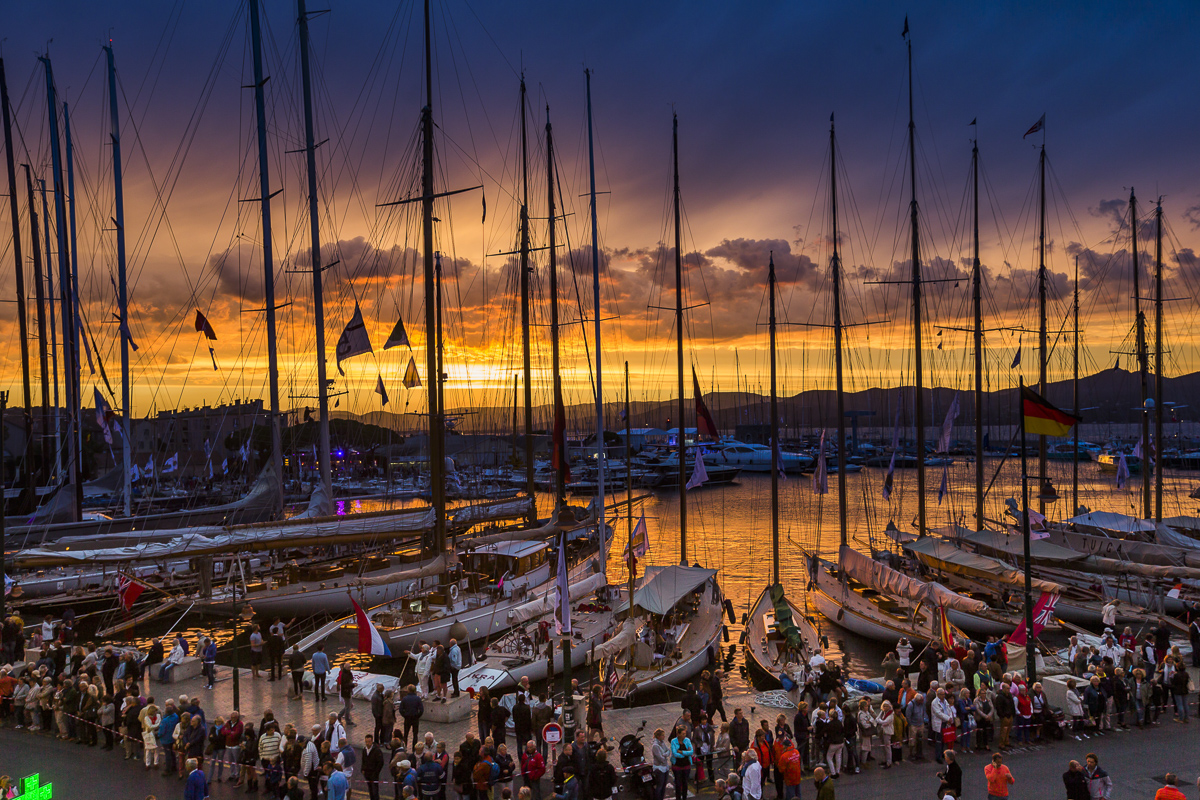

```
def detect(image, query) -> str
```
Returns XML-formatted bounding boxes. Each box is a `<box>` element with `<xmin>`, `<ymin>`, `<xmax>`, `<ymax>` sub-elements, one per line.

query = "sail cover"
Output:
<box><xmin>838</xmin><ymin>545</ymin><xmax>989</xmax><ymax>614</ymax></box>
<box><xmin>954</xmin><ymin>529</ymin><xmax>1087</xmax><ymax>564</ymax></box>
<box><xmin>1067</xmin><ymin>511</ymin><xmax>1155</xmax><ymax>535</ymax></box>
<box><xmin>903</xmin><ymin>536</ymin><xmax>1062</xmax><ymax>594</ymax></box>
<box><xmin>451</xmin><ymin>497</ymin><xmax>535</xmax><ymax>526</ymax></box>
<box><xmin>588</xmin><ymin>618</ymin><xmax>636</xmax><ymax>663</ymax></box>
<box><xmin>618</xmin><ymin>564</ymin><xmax>717</xmax><ymax>616</ymax></box>
<box><xmin>769</xmin><ymin>583</ymin><xmax>804</xmax><ymax>652</ymax></box>
<box><xmin>507</xmin><ymin>572</ymin><xmax>608</xmax><ymax>624</ymax></box>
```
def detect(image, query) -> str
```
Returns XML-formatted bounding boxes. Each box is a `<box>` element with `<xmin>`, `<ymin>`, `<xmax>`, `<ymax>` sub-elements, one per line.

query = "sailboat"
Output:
<box><xmin>742</xmin><ymin>253</ymin><xmax>822</xmax><ymax>684</ymax></box>
<box><xmin>598</xmin><ymin>115</ymin><xmax>726</xmax><ymax>698</ymax></box>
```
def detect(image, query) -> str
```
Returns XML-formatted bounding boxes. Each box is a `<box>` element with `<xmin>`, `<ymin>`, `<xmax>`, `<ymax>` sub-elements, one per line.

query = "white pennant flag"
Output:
<box><xmin>335</xmin><ymin>303</ymin><xmax>373</xmax><ymax>375</ymax></box>
<box><xmin>812</xmin><ymin>429</ymin><xmax>828</xmax><ymax>495</ymax></box>
<box><xmin>1116</xmin><ymin>453</ymin><xmax>1130</xmax><ymax>489</ymax></box>
<box><xmin>144</xmin><ymin>456</ymin><xmax>154</xmax><ymax>479</ymax></box>
<box><xmin>685</xmin><ymin>454</ymin><xmax>709</xmax><ymax>490</ymax></box>
<box><xmin>130</xmin><ymin>463</ymin><xmax>140</xmax><ymax>482</ymax></box>
<box><xmin>221</xmin><ymin>458</ymin><xmax>229</xmax><ymax>475</ymax></box>
<box><xmin>163</xmin><ymin>453</ymin><xmax>179</xmax><ymax>473</ymax></box>
<box><xmin>882</xmin><ymin>450</ymin><xmax>896</xmax><ymax>501</ymax></box>
<box><xmin>937</xmin><ymin>393</ymin><xmax>960</xmax><ymax>453</ymax></box>
<box><xmin>937</xmin><ymin>464</ymin><xmax>949</xmax><ymax>504</ymax></box>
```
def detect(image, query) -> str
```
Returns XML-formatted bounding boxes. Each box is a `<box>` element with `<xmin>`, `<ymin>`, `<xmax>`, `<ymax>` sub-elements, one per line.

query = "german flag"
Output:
<box><xmin>1022</xmin><ymin>385</ymin><xmax>1080</xmax><ymax>437</ymax></box>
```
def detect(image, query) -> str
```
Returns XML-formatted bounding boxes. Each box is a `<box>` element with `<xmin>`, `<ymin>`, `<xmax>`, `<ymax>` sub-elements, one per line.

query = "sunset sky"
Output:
<box><xmin>3</xmin><ymin>1</ymin><xmax>1200</xmax><ymax>425</ymax></box>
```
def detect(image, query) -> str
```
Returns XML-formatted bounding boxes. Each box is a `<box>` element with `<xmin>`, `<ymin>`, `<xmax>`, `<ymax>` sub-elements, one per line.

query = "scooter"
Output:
<box><xmin>619</xmin><ymin>720</ymin><xmax>655</xmax><ymax>800</ymax></box>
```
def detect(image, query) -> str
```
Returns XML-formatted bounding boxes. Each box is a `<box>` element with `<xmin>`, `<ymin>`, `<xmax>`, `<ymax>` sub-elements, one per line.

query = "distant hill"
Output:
<box><xmin>321</xmin><ymin>367</ymin><xmax>1196</xmax><ymax>435</ymax></box>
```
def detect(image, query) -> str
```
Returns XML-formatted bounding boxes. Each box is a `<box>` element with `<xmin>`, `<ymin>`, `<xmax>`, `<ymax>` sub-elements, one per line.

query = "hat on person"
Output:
<box><xmin>400</xmin><ymin>760</ymin><xmax>411</xmax><ymax>770</ymax></box>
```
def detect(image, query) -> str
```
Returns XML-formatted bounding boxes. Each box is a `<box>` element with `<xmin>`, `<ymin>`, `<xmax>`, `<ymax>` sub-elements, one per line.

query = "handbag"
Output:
<box><xmin>941</xmin><ymin>727</ymin><xmax>956</xmax><ymax>746</ymax></box>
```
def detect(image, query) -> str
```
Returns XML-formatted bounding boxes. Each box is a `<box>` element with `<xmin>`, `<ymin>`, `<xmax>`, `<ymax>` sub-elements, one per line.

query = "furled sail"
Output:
<box><xmin>838</xmin><ymin>545</ymin><xmax>989</xmax><ymax>614</ymax></box>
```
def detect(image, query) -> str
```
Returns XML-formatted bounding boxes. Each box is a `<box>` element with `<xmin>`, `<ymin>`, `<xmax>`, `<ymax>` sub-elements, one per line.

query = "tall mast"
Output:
<box><xmin>1072</xmin><ymin>255</ymin><xmax>1080</xmax><ymax>515</ymax></box>
<box><xmin>420</xmin><ymin>0</ymin><xmax>445</xmax><ymax>551</ymax></box>
<box><xmin>25</xmin><ymin>167</ymin><xmax>51</xmax><ymax>483</ymax></box>
<box><xmin>547</xmin><ymin>107</ymin><xmax>565</xmax><ymax>508</ymax></box>
<box><xmin>40</xmin><ymin>56</ymin><xmax>81</xmax><ymax>516</ymax></box>
<box><xmin>518</xmin><ymin>77</ymin><xmax>535</xmax><ymax>521</ymax></box>
<box><xmin>673</xmin><ymin>114</ymin><xmax>687</xmax><ymax>564</ymax></box>
<box><xmin>1130</xmin><ymin>189</ymin><xmax>1150</xmax><ymax>519</ymax></box>
<box><xmin>0</xmin><ymin>61</ymin><xmax>34</xmax><ymax>505</ymax></box>
<box><xmin>297</xmin><ymin>0</ymin><xmax>332</xmax><ymax>503</ymax></box>
<box><xmin>905</xmin><ymin>30</ymin><xmax>927</xmax><ymax>536</ymax></box>
<box><xmin>105</xmin><ymin>45</ymin><xmax>133</xmax><ymax>516</ymax></box>
<box><xmin>830</xmin><ymin>118</ymin><xmax>848</xmax><ymax>547</ymax></box>
<box><xmin>64</xmin><ymin>104</ymin><xmax>84</xmax><ymax>471</ymax></box>
<box><xmin>247</xmin><ymin>0</ymin><xmax>285</xmax><ymax>511</ymax></box>
<box><xmin>625</xmin><ymin>361</ymin><xmax>633</xmax><ymax>588</ymax></box>
<box><xmin>1154</xmin><ymin>199</ymin><xmax>1163</xmax><ymax>522</ymax></box>
<box><xmin>768</xmin><ymin>254</ymin><xmax>780</xmax><ymax>583</ymax></box>
<box><xmin>39</xmin><ymin>181</ymin><xmax>60</xmax><ymax>485</ymax></box>
<box><xmin>586</xmin><ymin>69</ymin><xmax>605</xmax><ymax>563</ymax></box>
<box><xmin>972</xmin><ymin>130</ymin><xmax>984</xmax><ymax>530</ymax></box>
<box><xmin>1037</xmin><ymin>144</ymin><xmax>1048</xmax><ymax>513</ymax></box>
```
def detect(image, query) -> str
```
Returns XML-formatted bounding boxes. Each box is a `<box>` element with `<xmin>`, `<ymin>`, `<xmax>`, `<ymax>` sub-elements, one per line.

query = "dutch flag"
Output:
<box><xmin>352</xmin><ymin>596</ymin><xmax>392</xmax><ymax>657</ymax></box>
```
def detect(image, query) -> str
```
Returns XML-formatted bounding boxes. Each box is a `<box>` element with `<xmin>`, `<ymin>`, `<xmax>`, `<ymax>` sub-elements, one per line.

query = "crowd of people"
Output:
<box><xmin>1</xmin><ymin>611</ymin><xmax>1198</xmax><ymax>800</ymax></box>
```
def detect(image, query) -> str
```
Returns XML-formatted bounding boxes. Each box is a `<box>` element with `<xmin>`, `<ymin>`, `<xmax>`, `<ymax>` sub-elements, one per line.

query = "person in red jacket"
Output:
<box><xmin>1154</xmin><ymin>773</ymin><xmax>1186</xmax><ymax>800</ymax></box>
<box><xmin>775</xmin><ymin>738</ymin><xmax>804</xmax><ymax>800</ymax></box>
<box><xmin>521</xmin><ymin>739</ymin><xmax>547</xmax><ymax>800</ymax></box>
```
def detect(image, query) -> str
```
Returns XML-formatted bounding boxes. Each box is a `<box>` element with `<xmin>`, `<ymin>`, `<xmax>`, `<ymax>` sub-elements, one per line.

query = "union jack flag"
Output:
<box><xmin>115</xmin><ymin>573</ymin><xmax>146</xmax><ymax>610</ymax></box>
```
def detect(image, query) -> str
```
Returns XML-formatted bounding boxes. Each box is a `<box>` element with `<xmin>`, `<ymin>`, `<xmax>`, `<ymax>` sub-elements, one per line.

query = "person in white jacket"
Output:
<box><xmin>301</xmin><ymin>724</ymin><xmax>322</xmax><ymax>798</ymax></box>
<box><xmin>1064</xmin><ymin>678</ymin><xmax>1085</xmax><ymax>732</ymax></box>
<box><xmin>930</xmin><ymin>688</ymin><xmax>956</xmax><ymax>764</ymax></box>
<box><xmin>741</xmin><ymin>750</ymin><xmax>762</xmax><ymax>800</ymax></box>
<box><xmin>414</xmin><ymin>644</ymin><xmax>434</xmax><ymax>697</ymax></box>
<box><xmin>876</xmin><ymin>701</ymin><xmax>896</xmax><ymax>767</ymax></box>
<box><xmin>855</xmin><ymin>699</ymin><xmax>878</xmax><ymax>766</ymax></box>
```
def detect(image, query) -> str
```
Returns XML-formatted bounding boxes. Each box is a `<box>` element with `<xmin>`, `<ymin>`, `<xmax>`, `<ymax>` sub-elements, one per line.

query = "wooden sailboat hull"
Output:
<box><xmin>806</xmin><ymin>554</ymin><xmax>936</xmax><ymax>644</ymax></box>
<box><xmin>615</xmin><ymin>576</ymin><xmax>725</xmax><ymax>696</ymax></box>
<box><xmin>742</xmin><ymin>585</ymin><xmax>821</xmax><ymax>685</ymax></box>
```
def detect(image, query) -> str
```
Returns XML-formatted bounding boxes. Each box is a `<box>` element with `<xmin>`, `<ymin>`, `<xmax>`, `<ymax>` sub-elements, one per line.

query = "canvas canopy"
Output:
<box><xmin>955</xmin><ymin>529</ymin><xmax>1087</xmax><ymax>564</ymax></box>
<box><xmin>618</xmin><ymin>564</ymin><xmax>717</xmax><ymax>617</ymax></box>
<box><xmin>838</xmin><ymin>545</ymin><xmax>989</xmax><ymax>614</ymax></box>
<box><xmin>452</xmin><ymin>497</ymin><xmax>534</xmax><ymax>526</ymax></box>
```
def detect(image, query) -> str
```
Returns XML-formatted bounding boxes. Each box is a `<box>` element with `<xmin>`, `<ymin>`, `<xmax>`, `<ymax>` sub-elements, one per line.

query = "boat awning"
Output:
<box><xmin>618</xmin><ymin>564</ymin><xmax>717</xmax><ymax>616</ymax></box>
<box><xmin>956</xmin><ymin>529</ymin><xmax>1087</xmax><ymax>564</ymax></box>
<box><xmin>903</xmin><ymin>536</ymin><xmax>1062</xmax><ymax>594</ymax></box>
<box><xmin>839</xmin><ymin>545</ymin><xmax>989</xmax><ymax>614</ymax></box>
<box><xmin>1154</xmin><ymin>523</ymin><xmax>1200</xmax><ymax>551</ymax></box>
<box><xmin>1067</xmin><ymin>511</ymin><xmax>1155</xmax><ymax>535</ymax></box>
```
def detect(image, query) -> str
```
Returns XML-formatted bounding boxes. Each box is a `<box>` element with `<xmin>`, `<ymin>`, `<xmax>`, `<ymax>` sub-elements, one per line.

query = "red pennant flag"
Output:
<box><xmin>194</xmin><ymin>309</ymin><xmax>217</xmax><ymax>340</ymax></box>
<box><xmin>692</xmin><ymin>368</ymin><xmax>718</xmax><ymax>437</ymax></box>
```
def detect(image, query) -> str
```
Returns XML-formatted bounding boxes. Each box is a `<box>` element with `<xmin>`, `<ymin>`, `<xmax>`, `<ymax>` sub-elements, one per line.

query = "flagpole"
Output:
<box><xmin>1019</xmin><ymin>377</ymin><xmax>1037</xmax><ymax>684</ymax></box>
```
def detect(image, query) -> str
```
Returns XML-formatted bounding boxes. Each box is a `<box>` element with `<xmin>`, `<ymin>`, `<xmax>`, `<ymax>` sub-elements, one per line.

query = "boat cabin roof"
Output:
<box><xmin>466</xmin><ymin>540</ymin><xmax>549</xmax><ymax>559</ymax></box>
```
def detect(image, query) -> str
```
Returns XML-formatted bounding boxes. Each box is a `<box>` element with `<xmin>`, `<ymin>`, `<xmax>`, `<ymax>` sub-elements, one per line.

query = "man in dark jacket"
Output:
<box><xmin>513</xmin><ymin>694</ymin><xmax>534</xmax><ymax>751</ymax></box>
<box><xmin>400</xmin><ymin>684</ymin><xmax>424</xmax><ymax>750</ymax></box>
<box><xmin>362</xmin><ymin>733</ymin><xmax>387</xmax><ymax>800</ymax></box>
<box><xmin>994</xmin><ymin>684</ymin><xmax>1016</xmax><ymax>749</ymax></box>
<box><xmin>730</xmin><ymin>707</ymin><xmax>751</xmax><ymax>762</ymax></box>
<box><xmin>709</xmin><ymin>670</ymin><xmax>727</xmax><ymax>722</ymax></box>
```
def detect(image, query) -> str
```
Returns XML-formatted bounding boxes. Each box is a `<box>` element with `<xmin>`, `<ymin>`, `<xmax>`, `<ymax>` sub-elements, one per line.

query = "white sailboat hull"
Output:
<box><xmin>806</xmin><ymin>554</ymin><xmax>936</xmax><ymax>644</ymax></box>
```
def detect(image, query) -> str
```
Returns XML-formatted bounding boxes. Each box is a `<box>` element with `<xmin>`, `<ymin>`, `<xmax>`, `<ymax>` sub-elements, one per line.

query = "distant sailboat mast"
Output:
<box><xmin>547</xmin><ymin>106</ymin><xmax>566</xmax><ymax>509</ymax></box>
<box><xmin>24</xmin><ymin>166</ymin><xmax>52</xmax><ymax>484</ymax></box>
<box><xmin>519</xmin><ymin>77</ymin><xmax>536</xmax><ymax>521</ymax></box>
<box><xmin>1153</xmin><ymin>199</ymin><xmax>1164</xmax><ymax>522</ymax></box>
<box><xmin>586</xmin><ymin>68</ymin><xmax>605</xmax><ymax>562</ymax></box>
<box><xmin>1129</xmin><ymin>188</ymin><xmax>1150</xmax><ymax>519</ymax></box>
<box><xmin>1037</xmin><ymin>140</ymin><xmax>1048</xmax><ymax>514</ymax></box>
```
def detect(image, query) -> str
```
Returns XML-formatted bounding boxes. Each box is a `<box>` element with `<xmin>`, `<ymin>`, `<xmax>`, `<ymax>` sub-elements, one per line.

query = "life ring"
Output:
<box><xmin>449</xmin><ymin>583</ymin><xmax>460</xmax><ymax>600</ymax></box>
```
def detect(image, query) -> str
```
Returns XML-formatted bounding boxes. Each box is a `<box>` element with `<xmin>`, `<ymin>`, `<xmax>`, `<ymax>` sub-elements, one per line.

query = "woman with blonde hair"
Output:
<box><xmin>855</xmin><ymin>698</ymin><xmax>877</xmax><ymax>767</ymax></box>
<box><xmin>876</xmin><ymin>700</ymin><xmax>895</xmax><ymax>768</ymax></box>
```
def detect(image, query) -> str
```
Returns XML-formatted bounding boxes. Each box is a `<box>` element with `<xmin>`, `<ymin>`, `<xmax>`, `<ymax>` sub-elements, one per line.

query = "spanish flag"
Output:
<box><xmin>1021</xmin><ymin>385</ymin><xmax>1079</xmax><ymax>437</ymax></box>
<box><xmin>937</xmin><ymin>606</ymin><xmax>955</xmax><ymax>650</ymax></box>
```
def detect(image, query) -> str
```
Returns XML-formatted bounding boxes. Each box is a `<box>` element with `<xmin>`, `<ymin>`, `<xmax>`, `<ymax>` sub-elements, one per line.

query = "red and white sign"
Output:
<box><xmin>542</xmin><ymin>722</ymin><xmax>563</xmax><ymax>746</ymax></box>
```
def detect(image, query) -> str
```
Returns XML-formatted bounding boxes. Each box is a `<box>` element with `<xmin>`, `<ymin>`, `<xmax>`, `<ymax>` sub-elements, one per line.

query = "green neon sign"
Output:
<box><xmin>18</xmin><ymin>773</ymin><xmax>52</xmax><ymax>800</ymax></box>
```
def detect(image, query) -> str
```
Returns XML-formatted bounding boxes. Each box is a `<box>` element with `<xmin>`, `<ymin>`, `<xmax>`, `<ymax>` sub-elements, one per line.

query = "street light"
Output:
<box><xmin>230</xmin><ymin>570</ymin><xmax>255</xmax><ymax>711</ymax></box>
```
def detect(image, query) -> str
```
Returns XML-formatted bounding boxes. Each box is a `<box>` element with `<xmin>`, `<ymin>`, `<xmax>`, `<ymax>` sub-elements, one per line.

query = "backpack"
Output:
<box><xmin>341</xmin><ymin>746</ymin><xmax>357</xmax><ymax>768</ymax></box>
<box><xmin>489</xmin><ymin>758</ymin><xmax>501</xmax><ymax>783</ymax></box>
